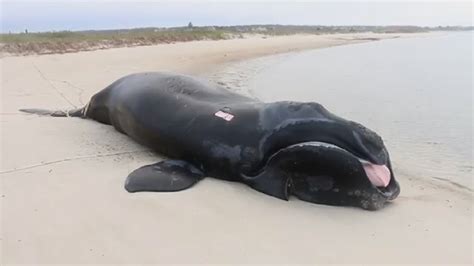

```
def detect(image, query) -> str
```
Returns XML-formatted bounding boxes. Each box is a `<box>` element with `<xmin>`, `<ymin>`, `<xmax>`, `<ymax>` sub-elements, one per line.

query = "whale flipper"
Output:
<box><xmin>125</xmin><ymin>160</ymin><xmax>205</xmax><ymax>192</ymax></box>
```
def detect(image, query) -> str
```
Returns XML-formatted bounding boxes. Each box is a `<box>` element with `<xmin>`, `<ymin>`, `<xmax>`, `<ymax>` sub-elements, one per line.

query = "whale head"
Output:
<box><xmin>242</xmin><ymin>101</ymin><xmax>400</xmax><ymax>210</ymax></box>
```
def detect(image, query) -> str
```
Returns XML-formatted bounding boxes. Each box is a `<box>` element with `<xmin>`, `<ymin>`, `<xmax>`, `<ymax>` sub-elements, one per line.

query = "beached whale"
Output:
<box><xmin>22</xmin><ymin>72</ymin><xmax>400</xmax><ymax>210</ymax></box>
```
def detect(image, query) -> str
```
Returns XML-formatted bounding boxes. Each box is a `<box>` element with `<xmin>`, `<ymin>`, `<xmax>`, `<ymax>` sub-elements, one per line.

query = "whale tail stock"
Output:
<box><xmin>19</xmin><ymin>106</ymin><xmax>87</xmax><ymax>118</ymax></box>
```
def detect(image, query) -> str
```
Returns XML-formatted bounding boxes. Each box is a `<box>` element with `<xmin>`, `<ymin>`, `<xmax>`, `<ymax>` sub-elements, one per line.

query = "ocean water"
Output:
<box><xmin>213</xmin><ymin>32</ymin><xmax>473</xmax><ymax>189</ymax></box>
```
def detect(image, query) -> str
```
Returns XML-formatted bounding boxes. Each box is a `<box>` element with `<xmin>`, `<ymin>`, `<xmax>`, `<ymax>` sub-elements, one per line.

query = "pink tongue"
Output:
<box><xmin>362</xmin><ymin>163</ymin><xmax>391</xmax><ymax>187</ymax></box>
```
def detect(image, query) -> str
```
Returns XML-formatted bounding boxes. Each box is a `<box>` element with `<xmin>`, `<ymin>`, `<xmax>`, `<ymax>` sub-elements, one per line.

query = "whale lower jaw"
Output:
<box><xmin>285</xmin><ymin>141</ymin><xmax>391</xmax><ymax>188</ymax></box>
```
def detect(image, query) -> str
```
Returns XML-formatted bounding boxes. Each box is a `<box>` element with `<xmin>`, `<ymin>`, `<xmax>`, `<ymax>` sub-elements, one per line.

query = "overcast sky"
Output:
<box><xmin>1</xmin><ymin>0</ymin><xmax>472</xmax><ymax>33</ymax></box>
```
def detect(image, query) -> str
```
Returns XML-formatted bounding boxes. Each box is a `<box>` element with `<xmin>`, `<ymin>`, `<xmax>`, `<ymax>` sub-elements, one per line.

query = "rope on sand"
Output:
<box><xmin>32</xmin><ymin>62</ymin><xmax>77</xmax><ymax>108</ymax></box>
<box><xmin>0</xmin><ymin>149</ymin><xmax>151</xmax><ymax>175</ymax></box>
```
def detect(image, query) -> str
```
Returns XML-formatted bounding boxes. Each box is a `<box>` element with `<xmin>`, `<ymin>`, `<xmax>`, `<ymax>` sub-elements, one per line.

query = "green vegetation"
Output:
<box><xmin>1</xmin><ymin>25</ymin><xmax>472</xmax><ymax>56</ymax></box>
<box><xmin>0</xmin><ymin>27</ymin><xmax>231</xmax><ymax>55</ymax></box>
<box><xmin>0</xmin><ymin>28</ymin><xmax>228</xmax><ymax>44</ymax></box>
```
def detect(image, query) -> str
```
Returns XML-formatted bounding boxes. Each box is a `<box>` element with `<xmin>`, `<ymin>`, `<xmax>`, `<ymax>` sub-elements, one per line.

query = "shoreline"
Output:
<box><xmin>0</xmin><ymin>26</ymin><xmax>442</xmax><ymax>57</ymax></box>
<box><xmin>1</xmin><ymin>32</ymin><xmax>426</xmax><ymax>59</ymax></box>
<box><xmin>2</xmin><ymin>32</ymin><xmax>471</xmax><ymax>264</ymax></box>
<box><xmin>208</xmin><ymin>32</ymin><xmax>472</xmax><ymax>193</ymax></box>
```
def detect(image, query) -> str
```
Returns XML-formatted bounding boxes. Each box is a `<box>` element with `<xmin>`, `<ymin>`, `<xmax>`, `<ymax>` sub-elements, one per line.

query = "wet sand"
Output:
<box><xmin>1</xmin><ymin>32</ymin><xmax>472</xmax><ymax>264</ymax></box>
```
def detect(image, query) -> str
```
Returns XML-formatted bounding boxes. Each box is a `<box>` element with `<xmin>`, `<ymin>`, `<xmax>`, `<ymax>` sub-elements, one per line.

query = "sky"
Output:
<box><xmin>1</xmin><ymin>0</ymin><xmax>472</xmax><ymax>33</ymax></box>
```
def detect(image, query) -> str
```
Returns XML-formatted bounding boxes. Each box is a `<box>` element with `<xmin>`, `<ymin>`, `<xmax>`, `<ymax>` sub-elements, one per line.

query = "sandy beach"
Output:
<box><xmin>1</xmin><ymin>32</ymin><xmax>472</xmax><ymax>265</ymax></box>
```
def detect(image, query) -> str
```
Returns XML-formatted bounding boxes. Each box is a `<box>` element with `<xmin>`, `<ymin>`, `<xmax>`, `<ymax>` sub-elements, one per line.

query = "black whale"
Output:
<box><xmin>22</xmin><ymin>72</ymin><xmax>400</xmax><ymax>210</ymax></box>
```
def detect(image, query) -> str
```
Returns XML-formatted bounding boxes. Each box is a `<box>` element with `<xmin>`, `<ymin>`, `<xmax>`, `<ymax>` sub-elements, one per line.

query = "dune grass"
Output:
<box><xmin>0</xmin><ymin>28</ymin><xmax>231</xmax><ymax>55</ymax></box>
<box><xmin>1</xmin><ymin>25</ymin><xmax>469</xmax><ymax>56</ymax></box>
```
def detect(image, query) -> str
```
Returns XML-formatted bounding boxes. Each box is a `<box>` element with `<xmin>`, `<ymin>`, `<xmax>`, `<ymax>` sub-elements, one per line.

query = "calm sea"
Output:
<box><xmin>213</xmin><ymin>32</ymin><xmax>473</xmax><ymax>189</ymax></box>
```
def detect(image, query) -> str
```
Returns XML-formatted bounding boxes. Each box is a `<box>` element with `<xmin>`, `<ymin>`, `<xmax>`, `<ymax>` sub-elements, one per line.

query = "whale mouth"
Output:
<box><xmin>244</xmin><ymin>139</ymin><xmax>399</xmax><ymax>209</ymax></box>
<box><xmin>287</xmin><ymin>141</ymin><xmax>391</xmax><ymax>188</ymax></box>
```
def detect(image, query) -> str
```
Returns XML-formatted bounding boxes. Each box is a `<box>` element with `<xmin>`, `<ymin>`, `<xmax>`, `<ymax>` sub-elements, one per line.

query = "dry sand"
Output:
<box><xmin>1</xmin><ymin>33</ymin><xmax>472</xmax><ymax>264</ymax></box>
